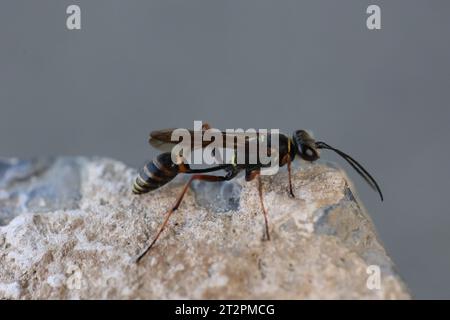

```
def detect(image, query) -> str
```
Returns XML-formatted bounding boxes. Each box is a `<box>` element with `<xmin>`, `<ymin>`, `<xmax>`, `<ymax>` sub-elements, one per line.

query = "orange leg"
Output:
<box><xmin>135</xmin><ymin>174</ymin><xmax>228</xmax><ymax>263</ymax></box>
<box><xmin>246</xmin><ymin>169</ymin><xmax>270</xmax><ymax>241</ymax></box>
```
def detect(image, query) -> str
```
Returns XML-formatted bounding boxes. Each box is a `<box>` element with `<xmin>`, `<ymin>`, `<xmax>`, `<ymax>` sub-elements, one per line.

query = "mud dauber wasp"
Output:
<box><xmin>133</xmin><ymin>123</ymin><xmax>383</xmax><ymax>263</ymax></box>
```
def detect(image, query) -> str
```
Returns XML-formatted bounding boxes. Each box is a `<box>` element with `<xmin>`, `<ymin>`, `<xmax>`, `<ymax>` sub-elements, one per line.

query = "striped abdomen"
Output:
<box><xmin>132</xmin><ymin>153</ymin><xmax>179</xmax><ymax>194</ymax></box>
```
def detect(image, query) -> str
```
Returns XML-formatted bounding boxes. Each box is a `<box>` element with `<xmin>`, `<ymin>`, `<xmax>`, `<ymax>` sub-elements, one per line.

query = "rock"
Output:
<box><xmin>0</xmin><ymin>157</ymin><xmax>81</xmax><ymax>226</ymax></box>
<box><xmin>0</xmin><ymin>157</ymin><xmax>410</xmax><ymax>299</ymax></box>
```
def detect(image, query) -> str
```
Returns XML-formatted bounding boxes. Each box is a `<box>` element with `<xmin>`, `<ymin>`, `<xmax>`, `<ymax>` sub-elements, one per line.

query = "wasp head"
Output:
<box><xmin>292</xmin><ymin>130</ymin><xmax>320</xmax><ymax>162</ymax></box>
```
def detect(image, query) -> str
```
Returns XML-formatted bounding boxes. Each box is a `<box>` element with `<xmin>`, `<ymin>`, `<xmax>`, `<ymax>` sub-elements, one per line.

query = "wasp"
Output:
<box><xmin>133</xmin><ymin>123</ymin><xmax>383</xmax><ymax>262</ymax></box>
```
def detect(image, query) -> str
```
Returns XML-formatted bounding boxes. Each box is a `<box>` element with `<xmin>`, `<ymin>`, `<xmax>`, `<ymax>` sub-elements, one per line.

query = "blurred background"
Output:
<box><xmin>1</xmin><ymin>0</ymin><xmax>449</xmax><ymax>298</ymax></box>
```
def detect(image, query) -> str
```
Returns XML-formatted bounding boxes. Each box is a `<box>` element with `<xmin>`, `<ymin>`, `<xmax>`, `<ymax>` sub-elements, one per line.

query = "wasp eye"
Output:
<box><xmin>305</xmin><ymin>148</ymin><xmax>314</xmax><ymax>157</ymax></box>
<box><xmin>300</xmin><ymin>145</ymin><xmax>319</xmax><ymax>161</ymax></box>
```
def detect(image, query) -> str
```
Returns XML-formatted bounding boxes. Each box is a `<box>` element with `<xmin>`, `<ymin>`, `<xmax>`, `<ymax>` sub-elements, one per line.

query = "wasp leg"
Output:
<box><xmin>286</xmin><ymin>154</ymin><xmax>295</xmax><ymax>198</ymax></box>
<box><xmin>245</xmin><ymin>169</ymin><xmax>270</xmax><ymax>241</ymax></box>
<box><xmin>135</xmin><ymin>169</ymin><xmax>240</xmax><ymax>263</ymax></box>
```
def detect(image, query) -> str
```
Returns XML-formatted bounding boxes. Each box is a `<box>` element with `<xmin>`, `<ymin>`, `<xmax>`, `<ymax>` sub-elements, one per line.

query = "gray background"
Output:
<box><xmin>1</xmin><ymin>1</ymin><xmax>449</xmax><ymax>299</ymax></box>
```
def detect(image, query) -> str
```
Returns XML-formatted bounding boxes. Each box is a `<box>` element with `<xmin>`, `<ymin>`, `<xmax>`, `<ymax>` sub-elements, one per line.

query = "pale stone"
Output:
<box><xmin>0</xmin><ymin>157</ymin><xmax>410</xmax><ymax>299</ymax></box>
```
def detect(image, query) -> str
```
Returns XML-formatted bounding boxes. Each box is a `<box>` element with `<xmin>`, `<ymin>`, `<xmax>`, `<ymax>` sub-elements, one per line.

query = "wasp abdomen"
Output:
<box><xmin>133</xmin><ymin>153</ymin><xmax>179</xmax><ymax>194</ymax></box>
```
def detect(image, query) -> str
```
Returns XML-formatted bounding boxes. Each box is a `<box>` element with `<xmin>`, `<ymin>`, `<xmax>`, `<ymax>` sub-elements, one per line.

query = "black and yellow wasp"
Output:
<box><xmin>133</xmin><ymin>123</ymin><xmax>382</xmax><ymax>262</ymax></box>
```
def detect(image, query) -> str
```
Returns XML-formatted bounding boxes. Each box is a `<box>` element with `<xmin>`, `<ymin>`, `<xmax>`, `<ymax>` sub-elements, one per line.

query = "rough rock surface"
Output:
<box><xmin>0</xmin><ymin>157</ymin><xmax>410</xmax><ymax>299</ymax></box>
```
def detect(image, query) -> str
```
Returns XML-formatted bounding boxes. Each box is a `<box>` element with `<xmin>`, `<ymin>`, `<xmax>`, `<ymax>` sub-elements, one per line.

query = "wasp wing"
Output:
<box><xmin>149</xmin><ymin>128</ymin><xmax>273</xmax><ymax>153</ymax></box>
<box><xmin>149</xmin><ymin>128</ymin><xmax>214</xmax><ymax>152</ymax></box>
<box><xmin>149</xmin><ymin>128</ymin><xmax>181</xmax><ymax>152</ymax></box>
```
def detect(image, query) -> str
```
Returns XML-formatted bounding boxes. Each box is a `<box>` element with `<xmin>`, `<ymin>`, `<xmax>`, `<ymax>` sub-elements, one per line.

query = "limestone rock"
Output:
<box><xmin>0</xmin><ymin>157</ymin><xmax>410</xmax><ymax>299</ymax></box>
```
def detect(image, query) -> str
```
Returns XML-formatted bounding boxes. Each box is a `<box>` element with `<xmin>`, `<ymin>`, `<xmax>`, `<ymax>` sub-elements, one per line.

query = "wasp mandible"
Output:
<box><xmin>133</xmin><ymin>123</ymin><xmax>383</xmax><ymax>263</ymax></box>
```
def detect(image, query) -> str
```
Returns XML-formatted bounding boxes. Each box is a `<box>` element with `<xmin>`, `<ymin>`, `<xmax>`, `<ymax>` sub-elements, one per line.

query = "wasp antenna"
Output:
<box><xmin>316</xmin><ymin>141</ymin><xmax>384</xmax><ymax>201</ymax></box>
